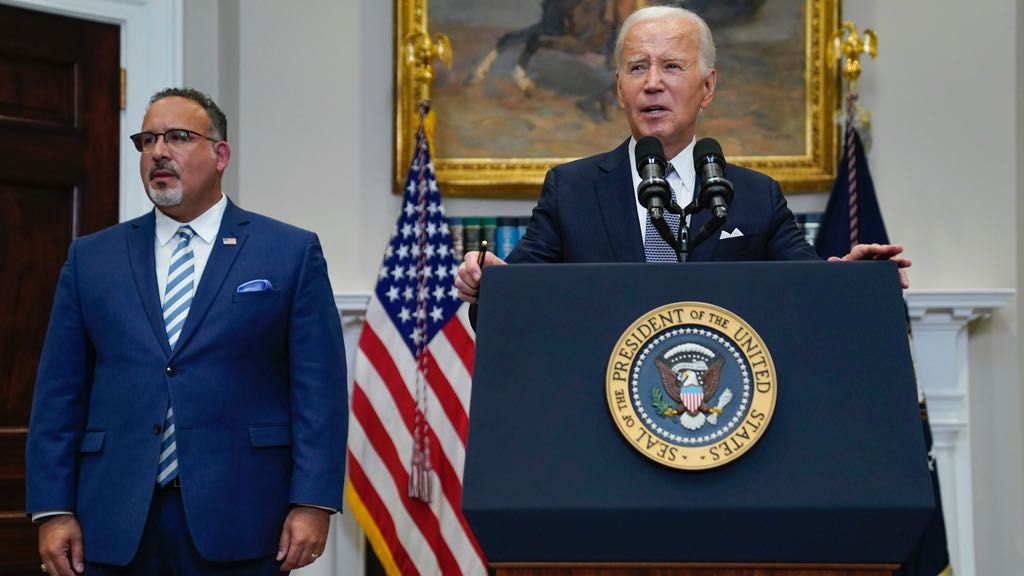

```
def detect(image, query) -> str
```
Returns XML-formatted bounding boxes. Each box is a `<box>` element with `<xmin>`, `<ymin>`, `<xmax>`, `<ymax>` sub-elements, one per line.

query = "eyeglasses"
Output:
<box><xmin>129</xmin><ymin>128</ymin><xmax>220</xmax><ymax>152</ymax></box>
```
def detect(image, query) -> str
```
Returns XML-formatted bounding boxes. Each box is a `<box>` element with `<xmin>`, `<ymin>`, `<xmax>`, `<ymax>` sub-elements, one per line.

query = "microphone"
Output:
<box><xmin>635</xmin><ymin>136</ymin><xmax>672</xmax><ymax>220</ymax></box>
<box><xmin>693</xmin><ymin>138</ymin><xmax>734</xmax><ymax>220</ymax></box>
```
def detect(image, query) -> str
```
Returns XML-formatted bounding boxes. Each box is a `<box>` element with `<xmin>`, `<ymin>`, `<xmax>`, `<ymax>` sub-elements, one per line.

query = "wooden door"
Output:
<box><xmin>0</xmin><ymin>4</ymin><xmax>120</xmax><ymax>573</ymax></box>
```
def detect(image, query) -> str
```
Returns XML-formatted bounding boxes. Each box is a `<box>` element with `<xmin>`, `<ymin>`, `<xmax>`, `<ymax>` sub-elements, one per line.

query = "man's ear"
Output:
<box><xmin>215</xmin><ymin>140</ymin><xmax>231</xmax><ymax>173</ymax></box>
<box><xmin>700</xmin><ymin>68</ymin><xmax>717</xmax><ymax>109</ymax></box>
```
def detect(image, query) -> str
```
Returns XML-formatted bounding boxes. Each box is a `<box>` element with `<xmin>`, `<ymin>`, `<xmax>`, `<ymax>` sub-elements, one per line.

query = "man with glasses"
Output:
<box><xmin>25</xmin><ymin>88</ymin><xmax>347</xmax><ymax>575</ymax></box>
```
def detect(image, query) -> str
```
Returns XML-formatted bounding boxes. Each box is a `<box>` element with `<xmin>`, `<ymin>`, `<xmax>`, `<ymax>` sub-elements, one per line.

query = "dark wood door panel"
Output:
<box><xmin>0</xmin><ymin>52</ymin><xmax>76</xmax><ymax>127</ymax></box>
<box><xmin>0</xmin><ymin>4</ymin><xmax>119</xmax><ymax>573</ymax></box>
<box><xmin>0</xmin><ymin>184</ymin><xmax>76</xmax><ymax>425</ymax></box>
<box><xmin>0</xmin><ymin>3</ymin><xmax>119</xmax><ymax>234</ymax></box>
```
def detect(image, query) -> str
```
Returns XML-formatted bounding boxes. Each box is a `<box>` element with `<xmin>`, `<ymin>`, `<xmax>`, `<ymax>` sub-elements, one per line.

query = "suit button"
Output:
<box><xmin>165</xmin><ymin>365</ymin><xmax>176</xmax><ymax>376</ymax></box>
<box><xmin>153</xmin><ymin>424</ymin><xmax>162</xmax><ymax>435</ymax></box>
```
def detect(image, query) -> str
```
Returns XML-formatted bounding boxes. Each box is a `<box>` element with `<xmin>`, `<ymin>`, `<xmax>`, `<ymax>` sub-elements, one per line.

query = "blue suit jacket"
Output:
<box><xmin>509</xmin><ymin>140</ymin><xmax>819</xmax><ymax>263</ymax></box>
<box><xmin>25</xmin><ymin>200</ymin><xmax>348</xmax><ymax>564</ymax></box>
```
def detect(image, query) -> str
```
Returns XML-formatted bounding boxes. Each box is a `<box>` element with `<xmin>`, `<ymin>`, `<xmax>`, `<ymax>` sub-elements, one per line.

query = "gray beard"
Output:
<box><xmin>146</xmin><ymin>184</ymin><xmax>183</xmax><ymax>207</ymax></box>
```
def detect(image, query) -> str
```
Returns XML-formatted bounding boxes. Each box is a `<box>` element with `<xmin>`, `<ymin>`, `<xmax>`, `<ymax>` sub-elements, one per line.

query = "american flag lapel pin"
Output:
<box><xmin>222</xmin><ymin>237</ymin><xmax>237</xmax><ymax>245</ymax></box>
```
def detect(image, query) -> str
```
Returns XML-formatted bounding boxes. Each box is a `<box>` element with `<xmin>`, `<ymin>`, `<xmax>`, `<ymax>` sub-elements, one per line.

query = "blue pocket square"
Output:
<box><xmin>236</xmin><ymin>279</ymin><xmax>273</xmax><ymax>293</ymax></box>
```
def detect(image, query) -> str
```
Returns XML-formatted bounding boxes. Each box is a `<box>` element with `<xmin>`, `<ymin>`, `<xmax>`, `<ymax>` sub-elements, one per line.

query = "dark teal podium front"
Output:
<box><xmin>462</xmin><ymin>262</ymin><xmax>933</xmax><ymax>572</ymax></box>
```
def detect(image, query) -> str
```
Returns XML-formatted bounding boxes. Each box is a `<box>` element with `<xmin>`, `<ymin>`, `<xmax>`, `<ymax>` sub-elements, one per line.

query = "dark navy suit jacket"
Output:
<box><xmin>509</xmin><ymin>140</ymin><xmax>819</xmax><ymax>263</ymax></box>
<box><xmin>25</xmin><ymin>200</ymin><xmax>347</xmax><ymax>565</ymax></box>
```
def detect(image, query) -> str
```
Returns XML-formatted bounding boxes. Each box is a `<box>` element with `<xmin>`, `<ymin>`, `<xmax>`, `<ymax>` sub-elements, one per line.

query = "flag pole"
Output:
<box><xmin>403</xmin><ymin>0</ymin><xmax>451</xmax><ymax>145</ymax></box>
<box><xmin>831</xmin><ymin>21</ymin><xmax>878</xmax><ymax>251</ymax></box>
<box><xmin>402</xmin><ymin>0</ymin><xmax>452</xmax><ymax>504</ymax></box>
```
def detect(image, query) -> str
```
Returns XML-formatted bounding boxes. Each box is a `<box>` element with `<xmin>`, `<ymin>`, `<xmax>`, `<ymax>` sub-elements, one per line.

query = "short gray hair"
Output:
<box><xmin>149</xmin><ymin>87</ymin><xmax>228</xmax><ymax>142</ymax></box>
<box><xmin>614</xmin><ymin>5</ymin><xmax>716</xmax><ymax>76</ymax></box>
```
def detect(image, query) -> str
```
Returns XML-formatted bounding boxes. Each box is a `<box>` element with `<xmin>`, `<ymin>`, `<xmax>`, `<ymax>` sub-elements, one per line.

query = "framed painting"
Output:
<box><xmin>394</xmin><ymin>0</ymin><xmax>839</xmax><ymax>198</ymax></box>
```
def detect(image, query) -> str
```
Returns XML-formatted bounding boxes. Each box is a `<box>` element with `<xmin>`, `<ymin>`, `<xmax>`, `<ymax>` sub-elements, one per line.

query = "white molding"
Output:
<box><xmin>904</xmin><ymin>289</ymin><xmax>1014</xmax><ymax>576</ymax></box>
<box><xmin>906</xmin><ymin>289</ymin><xmax>1015</xmax><ymax>322</ymax></box>
<box><xmin>336</xmin><ymin>292</ymin><xmax>372</xmax><ymax>316</ymax></box>
<box><xmin>0</xmin><ymin>0</ymin><xmax>183</xmax><ymax>223</ymax></box>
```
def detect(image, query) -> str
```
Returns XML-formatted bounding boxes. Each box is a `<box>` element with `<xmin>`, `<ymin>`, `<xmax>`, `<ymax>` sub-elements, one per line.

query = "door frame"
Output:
<box><xmin>0</xmin><ymin>0</ymin><xmax>182</xmax><ymax>222</ymax></box>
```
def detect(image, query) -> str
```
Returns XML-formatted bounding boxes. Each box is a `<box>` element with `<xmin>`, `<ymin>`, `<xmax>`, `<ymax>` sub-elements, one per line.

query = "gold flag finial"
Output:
<box><xmin>404</xmin><ymin>0</ymin><xmax>452</xmax><ymax>104</ymax></box>
<box><xmin>832</xmin><ymin>20</ymin><xmax>877</xmax><ymax>91</ymax></box>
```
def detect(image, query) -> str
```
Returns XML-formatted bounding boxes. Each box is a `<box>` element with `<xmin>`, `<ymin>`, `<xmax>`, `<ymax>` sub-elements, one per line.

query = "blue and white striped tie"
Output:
<box><xmin>158</xmin><ymin>225</ymin><xmax>195</xmax><ymax>487</ymax></box>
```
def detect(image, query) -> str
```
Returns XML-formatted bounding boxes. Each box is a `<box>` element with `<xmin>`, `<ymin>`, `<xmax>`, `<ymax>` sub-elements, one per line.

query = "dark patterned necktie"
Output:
<box><xmin>643</xmin><ymin>165</ymin><xmax>681</xmax><ymax>262</ymax></box>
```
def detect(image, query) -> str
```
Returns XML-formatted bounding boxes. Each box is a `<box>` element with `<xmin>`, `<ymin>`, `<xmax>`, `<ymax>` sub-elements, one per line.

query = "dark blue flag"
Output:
<box><xmin>815</xmin><ymin>127</ymin><xmax>889</xmax><ymax>258</ymax></box>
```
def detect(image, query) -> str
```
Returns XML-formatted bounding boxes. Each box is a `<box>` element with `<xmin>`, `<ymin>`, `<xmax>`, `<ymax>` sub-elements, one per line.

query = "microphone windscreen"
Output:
<box><xmin>635</xmin><ymin>136</ymin><xmax>666</xmax><ymax>175</ymax></box>
<box><xmin>694</xmin><ymin>137</ymin><xmax>726</xmax><ymax>169</ymax></box>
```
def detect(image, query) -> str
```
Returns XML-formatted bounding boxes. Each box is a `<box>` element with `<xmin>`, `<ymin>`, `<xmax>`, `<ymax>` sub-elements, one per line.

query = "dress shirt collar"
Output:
<box><xmin>154</xmin><ymin>194</ymin><xmax>228</xmax><ymax>247</ymax></box>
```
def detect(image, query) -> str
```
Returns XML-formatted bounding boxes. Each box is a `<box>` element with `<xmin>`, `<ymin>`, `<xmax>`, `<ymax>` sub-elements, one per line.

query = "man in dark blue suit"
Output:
<box><xmin>456</xmin><ymin>5</ymin><xmax>909</xmax><ymax>302</ymax></box>
<box><xmin>26</xmin><ymin>88</ymin><xmax>347</xmax><ymax>575</ymax></box>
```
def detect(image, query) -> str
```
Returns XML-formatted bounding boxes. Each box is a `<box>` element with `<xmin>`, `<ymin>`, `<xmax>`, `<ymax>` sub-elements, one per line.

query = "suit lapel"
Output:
<box><xmin>687</xmin><ymin>207</ymin><xmax>720</xmax><ymax>261</ymax></box>
<box><xmin>594</xmin><ymin>140</ymin><xmax>644</xmax><ymax>262</ymax></box>
<box><xmin>170</xmin><ymin>200</ymin><xmax>250</xmax><ymax>357</ymax></box>
<box><xmin>127</xmin><ymin>212</ymin><xmax>172</xmax><ymax>356</ymax></box>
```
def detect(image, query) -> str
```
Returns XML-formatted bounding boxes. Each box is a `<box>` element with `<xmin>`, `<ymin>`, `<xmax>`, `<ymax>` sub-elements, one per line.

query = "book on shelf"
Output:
<box><xmin>448</xmin><ymin>215</ymin><xmax>531</xmax><ymax>261</ymax></box>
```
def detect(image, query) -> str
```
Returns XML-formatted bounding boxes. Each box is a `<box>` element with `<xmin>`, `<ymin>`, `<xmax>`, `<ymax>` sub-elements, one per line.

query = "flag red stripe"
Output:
<box><xmin>351</xmin><ymin>384</ymin><xmax>463</xmax><ymax>576</ymax></box>
<box><xmin>442</xmin><ymin>316</ymin><xmax>475</xmax><ymax>375</ymax></box>
<box><xmin>359</xmin><ymin>323</ymin><xmax>416</xmax><ymax>426</ymax></box>
<box><xmin>424</xmin><ymin>348</ymin><xmax>469</xmax><ymax>441</ymax></box>
<box><xmin>423</xmin><ymin>420</ymin><xmax>488</xmax><ymax>563</ymax></box>
<box><xmin>347</xmin><ymin>456</ymin><xmax>420</xmax><ymax>576</ymax></box>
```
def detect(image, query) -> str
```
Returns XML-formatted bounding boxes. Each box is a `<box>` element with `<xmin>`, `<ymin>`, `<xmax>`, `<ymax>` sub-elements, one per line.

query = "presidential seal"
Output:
<box><xmin>606</xmin><ymin>302</ymin><xmax>776</xmax><ymax>470</ymax></box>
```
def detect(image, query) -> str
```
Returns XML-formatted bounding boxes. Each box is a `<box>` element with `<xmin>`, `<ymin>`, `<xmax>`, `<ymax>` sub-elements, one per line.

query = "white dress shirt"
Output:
<box><xmin>154</xmin><ymin>194</ymin><xmax>228</xmax><ymax>300</ymax></box>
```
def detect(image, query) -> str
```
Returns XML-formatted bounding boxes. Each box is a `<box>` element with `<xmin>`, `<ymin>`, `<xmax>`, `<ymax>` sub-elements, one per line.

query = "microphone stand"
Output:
<box><xmin>683</xmin><ymin>198</ymin><xmax>725</xmax><ymax>254</ymax></box>
<box><xmin>667</xmin><ymin>201</ymin><xmax>687</xmax><ymax>262</ymax></box>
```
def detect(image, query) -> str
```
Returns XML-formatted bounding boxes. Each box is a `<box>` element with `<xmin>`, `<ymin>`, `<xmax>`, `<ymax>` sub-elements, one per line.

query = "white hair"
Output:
<box><xmin>614</xmin><ymin>5</ymin><xmax>716</xmax><ymax>76</ymax></box>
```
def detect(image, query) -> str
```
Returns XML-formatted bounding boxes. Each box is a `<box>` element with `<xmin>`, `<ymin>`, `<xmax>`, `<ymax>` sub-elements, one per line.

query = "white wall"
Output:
<box><xmin>206</xmin><ymin>0</ymin><xmax>1022</xmax><ymax>573</ymax></box>
<box><xmin>183</xmin><ymin>0</ymin><xmax>240</xmax><ymax>202</ymax></box>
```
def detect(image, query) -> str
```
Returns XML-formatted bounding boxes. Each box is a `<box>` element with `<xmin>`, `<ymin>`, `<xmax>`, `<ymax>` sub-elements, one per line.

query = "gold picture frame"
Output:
<box><xmin>394</xmin><ymin>0</ymin><xmax>839</xmax><ymax>198</ymax></box>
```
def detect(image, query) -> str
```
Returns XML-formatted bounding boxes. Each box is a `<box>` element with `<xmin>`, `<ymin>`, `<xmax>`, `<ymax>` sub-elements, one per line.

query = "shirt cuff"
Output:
<box><xmin>31</xmin><ymin>511</ymin><xmax>73</xmax><ymax>524</ymax></box>
<box><xmin>294</xmin><ymin>503</ymin><xmax>337</xmax><ymax>514</ymax></box>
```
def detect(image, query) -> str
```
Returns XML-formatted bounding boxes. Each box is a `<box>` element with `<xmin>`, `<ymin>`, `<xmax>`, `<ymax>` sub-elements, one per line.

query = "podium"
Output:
<box><xmin>464</xmin><ymin>262</ymin><xmax>934</xmax><ymax>576</ymax></box>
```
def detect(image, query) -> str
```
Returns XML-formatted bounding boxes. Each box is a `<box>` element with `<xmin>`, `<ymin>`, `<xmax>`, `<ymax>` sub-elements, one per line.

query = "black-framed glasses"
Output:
<box><xmin>129</xmin><ymin>129</ymin><xmax>220</xmax><ymax>152</ymax></box>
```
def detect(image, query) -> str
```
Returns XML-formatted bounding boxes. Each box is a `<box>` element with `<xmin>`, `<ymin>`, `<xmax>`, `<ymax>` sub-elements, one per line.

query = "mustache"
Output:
<box><xmin>148</xmin><ymin>161</ymin><xmax>180</xmax><ymax>179</ymax></box>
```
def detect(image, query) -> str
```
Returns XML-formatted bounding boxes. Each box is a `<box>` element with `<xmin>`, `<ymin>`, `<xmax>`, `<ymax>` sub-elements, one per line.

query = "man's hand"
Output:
<box><xmin>276</xmin><ymin>506</ymin><xmax>330</xmax><ymax>571</ymax></box>
<box><xmin>38</xmin><ymin>515</ymin><xmax>84</xmax><ymax>575</ymax></box>
<box><xmin>829</xmin><ymin>243</ymin><xmax>912</xmax><ymax>289</ymax></box>
<box><xmin>455</xmin><ymin>251</ymin><xmax>507</xmax><ymax>303</ymax></box>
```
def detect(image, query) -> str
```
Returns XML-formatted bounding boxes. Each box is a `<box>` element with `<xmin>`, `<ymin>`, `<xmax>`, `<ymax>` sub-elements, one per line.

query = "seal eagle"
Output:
<box><xmin>655</xmin><ymin>356</ymin><xmax>726</xmax><ymax>430</ymax></box>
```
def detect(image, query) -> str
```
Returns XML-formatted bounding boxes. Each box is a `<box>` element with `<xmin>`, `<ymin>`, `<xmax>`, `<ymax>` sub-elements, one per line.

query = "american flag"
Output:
<box><xmin>346</xmin><ymin>108</ymin><xmax>487</xmax><ymax>576</ymax></box>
